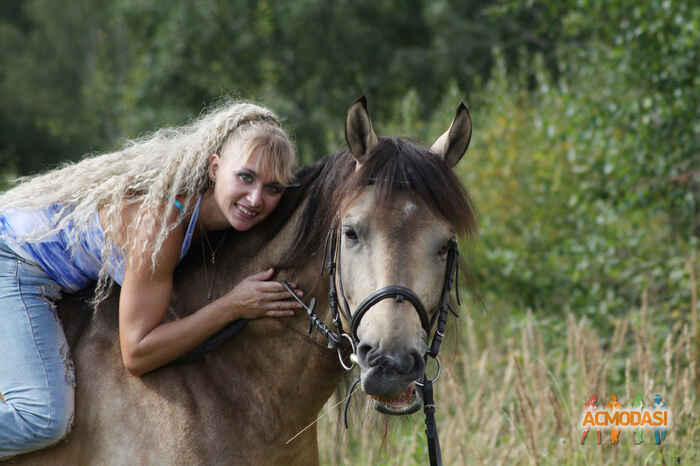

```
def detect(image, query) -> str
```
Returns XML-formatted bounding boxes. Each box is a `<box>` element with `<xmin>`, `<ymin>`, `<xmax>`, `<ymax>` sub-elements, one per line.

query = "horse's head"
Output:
<box><xmin>333</xmin><ymin>97</ymin><xmax>475</xmax><ymax>414</ymax></box>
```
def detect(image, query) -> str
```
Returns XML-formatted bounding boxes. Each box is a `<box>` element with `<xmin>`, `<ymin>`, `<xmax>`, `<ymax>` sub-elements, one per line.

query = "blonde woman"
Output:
<box><xmin>0</xmin><ymin>101</ymin><xmax>304</xmax><ymax>458</ymax></box>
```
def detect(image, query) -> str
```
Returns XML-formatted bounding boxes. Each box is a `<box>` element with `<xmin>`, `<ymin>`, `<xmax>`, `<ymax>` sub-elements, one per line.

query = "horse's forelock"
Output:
<box><xmin>335</xmin><ymin>137</ymin><xmax>476</xmax><ymax>237</ymax></box>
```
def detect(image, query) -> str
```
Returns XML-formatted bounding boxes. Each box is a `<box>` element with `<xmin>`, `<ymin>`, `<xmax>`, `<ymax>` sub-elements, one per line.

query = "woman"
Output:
<box><xmin>0</xmin><ymin>100</ymin><xmax>304</xmax><ymax>458</ymax></box>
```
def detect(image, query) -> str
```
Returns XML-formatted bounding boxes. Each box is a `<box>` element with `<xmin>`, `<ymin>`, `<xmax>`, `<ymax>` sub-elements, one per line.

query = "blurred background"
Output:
<box><xmin>1</xmin><ymin>0</ymin><xmax>698</xmax><ymax>464</ymax></box>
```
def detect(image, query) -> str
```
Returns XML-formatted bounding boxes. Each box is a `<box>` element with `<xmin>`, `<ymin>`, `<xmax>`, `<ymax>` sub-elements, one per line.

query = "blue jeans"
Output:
<box><xmin>0</xmin><ymin>240</ymin><xmax>75</xmax><ymax>459</ymax></box>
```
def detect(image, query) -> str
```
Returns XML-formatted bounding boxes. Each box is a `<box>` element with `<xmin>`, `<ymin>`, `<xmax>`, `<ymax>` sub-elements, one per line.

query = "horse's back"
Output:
<box><xmin>13</xmin><ymin>290</ymin><xmax>208</xmax><ymax>465</ymax></box>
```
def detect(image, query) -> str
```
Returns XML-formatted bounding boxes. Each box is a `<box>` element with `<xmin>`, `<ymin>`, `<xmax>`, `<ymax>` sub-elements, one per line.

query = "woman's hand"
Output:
<box><xmin>220</xmin><ymin>268</ymin><xmax>305</xmax><ymax>320</ymax></box>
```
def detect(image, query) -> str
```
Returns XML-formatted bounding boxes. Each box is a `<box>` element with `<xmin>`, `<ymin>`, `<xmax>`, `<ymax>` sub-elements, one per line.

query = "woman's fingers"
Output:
<box><xmin>249</xmin><ymin>268</ymin><xmax>275</xmax><ymax>280</ymax></box>
<box><xmin>263</xmin><ymin>310</ymin><xmax>297</xmax><ymax>317</ymax></box>
<box><xmin>256</xmin><ymin>280</ymin><xmax>283</xmax><ymax>291</ymax></box>
<box><xmin>228</xmin><ymin>273</ymin><xmax>307</xmax><ymax>319</ymax></box>
<box><xmin>263</xmin><ymin>299</ymin><xmax>304</xmax><ymax>310</ymax></box>
<box><xmin>260</xmin><ymin>291</ymin><xmax>304</xmax><ymax>301</ymax></box>
<box><xmin>257</xmin><ymin>281</ymin><xmax>300</xmax><ymax>292</ymax></box>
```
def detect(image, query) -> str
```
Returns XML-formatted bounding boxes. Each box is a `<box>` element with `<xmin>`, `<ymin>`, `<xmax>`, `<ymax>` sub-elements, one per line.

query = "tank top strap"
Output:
<box><xmin>173</xmin><ymin>199</ymin><xmax>184</xmax><ymax>214</ymax></box>
<box><xmin>180</xmin><ymin>195</ymin><xmax>202</xmax><ymax>260</ymax></box>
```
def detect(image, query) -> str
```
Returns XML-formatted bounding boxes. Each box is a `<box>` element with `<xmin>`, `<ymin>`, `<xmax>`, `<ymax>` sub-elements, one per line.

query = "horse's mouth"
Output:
<box><xmin>370</xmin><ymin>382</ymin><xmax>422</xmax><ymax>415</ymax></box>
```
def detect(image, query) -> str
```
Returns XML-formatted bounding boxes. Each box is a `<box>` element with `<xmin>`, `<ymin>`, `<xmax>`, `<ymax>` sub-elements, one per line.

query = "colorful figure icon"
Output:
<box><xmin>631</xmin><ymin>394</ymin><xmax>644</xmax><ymax>444</ymax></box>
<box><xmin>607</xmin><ymin>394</ymin><xmax>622</xmax><ymax>444</ymax></box>
<box><xmin>653</xmin><ymin>394</ymin><xmax>667</xmax><ymax>445</ymax></box>
<box><xmin>581</xmin><ymin>394</ymin><xmax>601</xmax><ymax>445</ymax></box>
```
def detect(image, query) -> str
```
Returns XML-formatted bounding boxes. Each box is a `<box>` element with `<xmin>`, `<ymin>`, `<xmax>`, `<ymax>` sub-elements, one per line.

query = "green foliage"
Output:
<box><xmin>0</xmin><ymin>0</ymin><xmax>562</xmax><ymax>171</ymax></box>
<box><xmin>1</xmin><ymin>0</ymin><xmax>697</xmax><ymax>322</ymax></box>
<box><xmin>522</xmin><ymin>0</ymin><xmax>700</xmax><ymax>237</ymax></box>
<box><xmin>454</xmin><ymin>0</ymin><xmax>699</xmax><ymax>324</ymax></box>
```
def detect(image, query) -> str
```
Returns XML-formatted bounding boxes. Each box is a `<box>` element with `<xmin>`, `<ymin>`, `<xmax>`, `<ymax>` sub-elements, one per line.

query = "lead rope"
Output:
<box><xmin>418</xmin><ymin>239</ymin><xmax>459</xmax><ymax>466</ymax></box>
<box><xmin>423</xmin><ymin>379</ymin><xmax>441</xmax><ymax>466</ymax></box>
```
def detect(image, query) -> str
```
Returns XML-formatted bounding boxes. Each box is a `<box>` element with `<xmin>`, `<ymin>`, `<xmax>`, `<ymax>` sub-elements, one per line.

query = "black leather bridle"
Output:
<box><xmin>287</xmin><ymin>224</ymin><xmax>462</xmax><ymax>466</ymax></box>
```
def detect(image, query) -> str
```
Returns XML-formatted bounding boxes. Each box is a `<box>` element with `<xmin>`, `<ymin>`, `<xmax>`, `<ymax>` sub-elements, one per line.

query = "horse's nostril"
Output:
<box><xmin>411</xmin><ymin>350</ymin><xmax>425</xmax><ymax>375</ymax></box>
<box><xmin>359</xmin><ymin>346</ymin><xmax>425</xmax><ymax>376</ymax></box>
<box><xmin>375</xmin><ymin>350</ymin><xmax>426</xmax><ymax>377</ymax></box>
<box><xmin>368</xmin><ymin>352</ymin><xmax>382</xmax><ymax>367</ymax></box>
<box><xmin>396</xmin><ymin>350</ymin><xmax>424</xmax><ymax>375</ymax></box>
<box><xmin>357</xmin><ymin>343</ymin><xmax>381</xmax><ymax>367</ymax></box>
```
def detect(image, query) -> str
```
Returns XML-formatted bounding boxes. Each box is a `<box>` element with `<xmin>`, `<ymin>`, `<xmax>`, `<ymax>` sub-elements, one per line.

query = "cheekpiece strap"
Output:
<box><xmin>428</xmin><ymin>240</ymin><xmax>459</xmax><ymax>358</ymax></box>
<box><xmin>325</xmin><ymin>226</ymin><xmax>347</xmax><ymax>337</ymax></box>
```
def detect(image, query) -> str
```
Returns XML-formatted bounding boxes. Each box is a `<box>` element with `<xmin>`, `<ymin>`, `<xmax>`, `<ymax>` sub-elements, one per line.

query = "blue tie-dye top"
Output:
<box><xmin>0</xmin><ymin>196</ymin><xmax>202</xmax><ymax>293</ymax></box>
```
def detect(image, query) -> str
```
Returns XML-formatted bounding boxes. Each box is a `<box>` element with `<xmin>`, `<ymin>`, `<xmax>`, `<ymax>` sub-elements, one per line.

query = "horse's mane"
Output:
<box><xmin>277</xmin><ymin>136</ymin><xmax>477</xmax><ymax>270</ymax></box>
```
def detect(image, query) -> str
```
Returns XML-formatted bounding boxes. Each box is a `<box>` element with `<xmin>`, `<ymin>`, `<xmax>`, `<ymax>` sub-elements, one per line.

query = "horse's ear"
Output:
<box><xmin>431</xmin><ymin>103</ymin><xmax>472</xmax><ymax>168</ymax></box>
<box><xmin>345</xmin><ymin>96</ymin><xmax>378</xmax><ymax>166</ymax></box>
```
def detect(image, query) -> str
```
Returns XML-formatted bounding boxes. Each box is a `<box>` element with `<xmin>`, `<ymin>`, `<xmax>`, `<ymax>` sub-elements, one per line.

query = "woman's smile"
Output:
<box><xmin>234</xmin><ymin>202</ymin><xmax>260</xmax><ymax>219</ymax></box>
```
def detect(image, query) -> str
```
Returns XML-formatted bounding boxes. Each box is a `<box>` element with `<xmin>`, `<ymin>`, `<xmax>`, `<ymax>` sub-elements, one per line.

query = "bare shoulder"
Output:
<box><xmin>101</xmin><ymin>197</ymin><xmax>190</xmax><ymax>275</ymax></box>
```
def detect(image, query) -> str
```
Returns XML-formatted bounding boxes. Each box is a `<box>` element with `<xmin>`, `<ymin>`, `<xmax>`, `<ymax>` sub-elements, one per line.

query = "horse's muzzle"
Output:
<box><xmin>357</xmin><ymin>345</ymin><xmax>425</xmax><ymax>415</ymax></box>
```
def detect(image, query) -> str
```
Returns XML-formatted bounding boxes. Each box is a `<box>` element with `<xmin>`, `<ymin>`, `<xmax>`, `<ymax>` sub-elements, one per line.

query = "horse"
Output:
<box><xmin>9</xmin><ymin>97</ymin><xmax>476</xmax><ymax>465</ymax></box>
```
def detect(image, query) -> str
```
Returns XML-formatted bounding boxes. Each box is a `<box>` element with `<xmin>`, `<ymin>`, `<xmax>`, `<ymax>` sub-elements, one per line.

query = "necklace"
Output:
<box><xmin>202</xmin><ymin>229</ymin><xmax>228</xmax><ymax>264</ymax></box>
<box><xmin>201</xmin><ymin>229</ymin><xmax>228</xmax><ymax>300</ymax></box>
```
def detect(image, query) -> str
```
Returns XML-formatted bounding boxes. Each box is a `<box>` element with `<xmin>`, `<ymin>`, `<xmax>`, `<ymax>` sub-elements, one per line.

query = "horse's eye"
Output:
<box><xmin>344</xmin><ymin>227</ymin><xmax>358</xmax><ymax>242</ymax></box>
<box><xmin>437</xmin><ymin>240</ymin><xmax>451</xmax><ymax>257</ymax></box>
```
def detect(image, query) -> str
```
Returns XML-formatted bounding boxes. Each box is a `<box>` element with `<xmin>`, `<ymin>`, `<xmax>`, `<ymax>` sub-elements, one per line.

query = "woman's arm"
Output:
<box><xmin>118</xmin><ymin>205</ymin><xmax>304</xmax><ymax>377</ymax></box>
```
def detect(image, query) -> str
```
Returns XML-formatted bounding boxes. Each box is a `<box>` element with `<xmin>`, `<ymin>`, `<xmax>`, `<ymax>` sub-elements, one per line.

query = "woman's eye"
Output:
<box><xmin>265</xmin><ymin>184</ymin><xmax>283</xmax><ymax>195</ymax></box>
<box><xmin>238</xmin><ymin>172</ymin><xmax>254</xmax><ymax>183</ymax></box>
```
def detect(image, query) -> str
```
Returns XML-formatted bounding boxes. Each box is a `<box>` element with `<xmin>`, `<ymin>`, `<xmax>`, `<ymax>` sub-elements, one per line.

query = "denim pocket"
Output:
<box><xmin>15</xmin><ymin>259</ymin><xmax>63</xmax><ymax>311</ymax></box>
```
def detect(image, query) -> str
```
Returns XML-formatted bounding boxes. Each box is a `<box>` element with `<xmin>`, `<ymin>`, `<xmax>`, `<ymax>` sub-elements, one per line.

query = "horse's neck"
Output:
<box><xmin>44</xmin><ymin>183</ymin><xmax>342</xmax><ymax>464</ymax></box>
<box><xmin>171</xmin><ymin>193</ymin><xmax>344</xmax><ymax>432</ymax></box>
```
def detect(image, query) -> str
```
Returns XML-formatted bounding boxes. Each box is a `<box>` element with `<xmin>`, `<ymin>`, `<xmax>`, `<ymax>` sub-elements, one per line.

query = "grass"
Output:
<box><xmin>316</xmin><ymin>263</ymin><xmax>700</xmax><ymax>465</ymax></box>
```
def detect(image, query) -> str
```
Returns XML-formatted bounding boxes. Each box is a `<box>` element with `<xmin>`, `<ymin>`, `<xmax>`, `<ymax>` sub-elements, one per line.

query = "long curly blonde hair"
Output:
<box><xmin>0</xmin><ymin>99</ymin><xmax>296</xmax><ymax>302</ymax></box>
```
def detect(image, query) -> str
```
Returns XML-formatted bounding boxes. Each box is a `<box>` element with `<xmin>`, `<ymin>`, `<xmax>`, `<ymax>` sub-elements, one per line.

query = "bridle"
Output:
<box><xmin>281</xmin><ymin>223</ymin><xmax>461</xmax><ymax>466</ymax></box>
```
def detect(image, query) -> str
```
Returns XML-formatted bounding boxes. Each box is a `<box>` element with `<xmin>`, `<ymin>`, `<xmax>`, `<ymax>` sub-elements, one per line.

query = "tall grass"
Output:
<box><xmin>313</xmin><ymin>49</ymin><xmax>698</xmax><ymax>464</ymax></box>
<box><xmin>316</xmin><ymin>268</ymin><xmax>700</xmax><ymax>465</ymax></box>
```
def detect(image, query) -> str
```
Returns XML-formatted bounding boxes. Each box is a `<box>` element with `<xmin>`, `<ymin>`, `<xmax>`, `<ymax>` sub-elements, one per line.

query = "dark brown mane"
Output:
<box><xmin>277</xmin><ymin>136</ymin><xmax>476</xmax><ymax>270</ymax></box>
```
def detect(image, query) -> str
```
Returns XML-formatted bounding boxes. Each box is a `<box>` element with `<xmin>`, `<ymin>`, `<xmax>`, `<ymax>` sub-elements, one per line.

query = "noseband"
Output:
<box><xmin>350</xmin><ymin>285</ymin><xmax>430</xmax><ymax>343</ymax></box>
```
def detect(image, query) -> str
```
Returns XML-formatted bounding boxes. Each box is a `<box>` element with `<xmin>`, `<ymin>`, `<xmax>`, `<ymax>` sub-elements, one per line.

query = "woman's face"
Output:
<box><xmin>208</xmin><ymin>144</ymin><xmax>285</xmax><ymax>231</ymax></box>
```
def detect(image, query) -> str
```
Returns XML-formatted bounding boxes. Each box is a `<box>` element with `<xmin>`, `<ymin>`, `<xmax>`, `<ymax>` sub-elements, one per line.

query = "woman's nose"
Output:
<box><xmin>246</xmin><ymin>185</ymin><xmax>263</xmax><ymax>207</ymax></box>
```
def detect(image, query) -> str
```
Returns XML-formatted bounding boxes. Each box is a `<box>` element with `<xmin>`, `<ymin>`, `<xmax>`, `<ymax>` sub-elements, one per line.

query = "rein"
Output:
<box><xmin>283</xmin><ymin>225</ymin><xmax>461</xmax><ymax>466</ymax></box>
